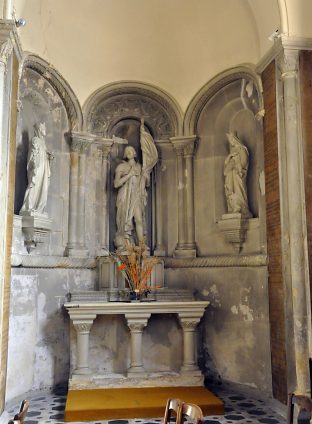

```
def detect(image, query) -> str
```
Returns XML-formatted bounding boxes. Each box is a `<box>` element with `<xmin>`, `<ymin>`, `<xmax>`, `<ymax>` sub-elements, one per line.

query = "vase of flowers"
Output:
<box><xmin>111</xmin><ymin>240</ymin><xmax>159</xmax><ymax>301</ymax></box>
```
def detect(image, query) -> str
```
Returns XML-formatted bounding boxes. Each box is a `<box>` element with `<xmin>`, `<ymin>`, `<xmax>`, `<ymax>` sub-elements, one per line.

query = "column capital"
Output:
<box><xmin>178</xmin><ymin>316</ymin><xmax>201</xmax><ymax>330</ymax></box>
<box><xmin>72</xmin><ymin>316</ymin><xmax>95</xmax><ymax>331</ymax></box>
<box><xmin>95</xmin><ymin>138</ymin><xmax>114</xmax><ymax>159</ymax></box>
<box><xmin>170</xmin><ymin>135</ymin><xmax>197</xmax><ymax>157</ymax></box>
<box><xmin>277</xmin><ymin>48</ymin><xmax>299</xmax><ymax>79</ymax></box>
<box><xmin>125</xmin><ymin>314</ymin><xmax>150</xmax><ymax>331</ymax></box>
<box><xmin>0</xmin><ymin>39</ymin><xmax>13</xmax><ymax>72</ymax></box>
<box><xmin>0</xmin><ymin>22</ymin><xmax>23</xmax><ymax>63</ymax></box>
<box><xmin>70</xmin><ymin>131</ymin><xmax>97</xmax><ymax>153</ymax></box>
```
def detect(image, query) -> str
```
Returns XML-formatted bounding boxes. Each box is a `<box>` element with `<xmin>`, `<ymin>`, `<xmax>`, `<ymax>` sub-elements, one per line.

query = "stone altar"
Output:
<box><xmin>65</xmin><ymin>300</ymin><xmax>209</xmax><ymax>389</ymax></box>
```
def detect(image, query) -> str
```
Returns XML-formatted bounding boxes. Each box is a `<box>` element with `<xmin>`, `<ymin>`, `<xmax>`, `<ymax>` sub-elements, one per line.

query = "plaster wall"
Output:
<box><xmin>165</xmin><ymin>266</ymin><xmax>272</xmax><ymax>392</ymax></box>
<box><xmin>5</xmin><ymin>267</ymin><xmax>96</xmax><ymax>402</ymax></box>
<box><xmin>13</xmin><ymin>0</ymin><xmax>279</xmax><ymax>111</ymax></box>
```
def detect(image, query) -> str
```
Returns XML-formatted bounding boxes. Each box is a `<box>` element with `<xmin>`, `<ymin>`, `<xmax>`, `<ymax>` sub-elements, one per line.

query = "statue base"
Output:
<box><xmin>20</xmin><ymin>213</ymin><xmax>52</xmax><ymax>253</ymax></box>
<box><xmin>217</xmin><ymin>213</ymin><xmax>249</xmax><ymax>253</ymax></box>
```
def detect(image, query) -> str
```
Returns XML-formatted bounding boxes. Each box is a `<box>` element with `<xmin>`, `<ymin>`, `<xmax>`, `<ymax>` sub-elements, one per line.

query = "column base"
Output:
<box><xmin>173</xmin><ymin>246</ymin><xmax>196</xmax><ymax>258</ymax></box>
<box><xmin>154</xmin><ymin>245</ymin><xmax>166</xmax><ymax>256</ymax></box>
<box><xmin>73</xmin><ymin>367</ymin><xmax>92</xmax><ymax>375</ymax></box>
<box><xmin>127</xmin><ymin>366</ymin><xmax>147</xmax><ymax>376</ymax></box>
<box><xmin>97</xmin><ymin>247</ymin><xmax>109</xmax><ymax>257</ymax></box>
<box><xmin>180</xmin><ymin>365</ymin><xmax>202</xmax><ymax>375</ymax></box>
<box><xmin>65</xmin><ymin>245</ymin><xmax>89</xmax><ymax>257</ymax></box>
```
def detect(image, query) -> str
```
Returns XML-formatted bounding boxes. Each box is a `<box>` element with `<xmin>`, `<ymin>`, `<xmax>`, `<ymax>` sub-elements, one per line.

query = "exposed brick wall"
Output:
<box><xmin>300</xmin><ymin>51</ymin><xmax>312</xmax><ymax>305</ymax></box>
<box><xmin>262</xmin><ymin>61</ymin><xmax>288</xmax><ymax>403</ymax></box>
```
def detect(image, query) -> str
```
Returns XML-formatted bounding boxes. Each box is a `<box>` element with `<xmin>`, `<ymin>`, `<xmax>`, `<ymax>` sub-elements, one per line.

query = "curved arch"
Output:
<box><xmin>184</xmin><ymin>65</ymin><xmax>264</xmax><ymax>136</ymax></box>
<box><xmin>83</xmin><ymin>81</ymin><xmax>183</xmax><ymax>138</ymax></box>
<box><xmin>21</xmin><ymin>53</ymin><xmax>83</xmax><ymax>131</ymax></box>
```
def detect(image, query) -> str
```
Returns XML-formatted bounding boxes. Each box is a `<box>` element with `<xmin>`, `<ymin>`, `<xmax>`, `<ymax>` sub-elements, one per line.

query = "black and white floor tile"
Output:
<box><xmin>6</xmin><ymin>385</ymin><xmax>286</xmax><ymax>424</ymax></box>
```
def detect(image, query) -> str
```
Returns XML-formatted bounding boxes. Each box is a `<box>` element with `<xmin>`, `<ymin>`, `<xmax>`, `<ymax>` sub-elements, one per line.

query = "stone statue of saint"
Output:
<box><xmin>224</xmin><ymin>132</ymin><xmax>252</xmax><ymax>218</ymax></box>
<box><xmin>20</xmin><ymin>122</ymin><xmax>54</xmax><ymax>216</ymax></box>
<box><xmin>114</xmin><ymin>118</ymin><xmax>158</xmax><ymax>251</ymax></box>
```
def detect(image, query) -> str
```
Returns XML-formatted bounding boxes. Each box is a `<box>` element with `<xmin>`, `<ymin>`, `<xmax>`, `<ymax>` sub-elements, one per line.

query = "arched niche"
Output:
<box><xmin>83</xmin><ymin>81</ymin><xmax>182</xmax><ymax>252</ymax></box>
<box><xmin>83</xmin><ymin>81</ymin><xmax>183</xmax><ymax>138</ymax></box>
<box><xmin>14</xmin><ymin>55</ymin><xmax>82</xmax><ymax>255</ymax></box>
<box><xmin>185</xmin><ymin>67</ymin><xmax>265</xmax><ymax>255</ymax></box>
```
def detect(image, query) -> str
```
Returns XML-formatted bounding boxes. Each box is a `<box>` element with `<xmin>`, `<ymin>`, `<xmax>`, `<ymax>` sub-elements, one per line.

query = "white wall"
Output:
<box><xmin>13</xmin><ymin>0</ymin><xmax>279</xmax><ymax>111</ymax></box>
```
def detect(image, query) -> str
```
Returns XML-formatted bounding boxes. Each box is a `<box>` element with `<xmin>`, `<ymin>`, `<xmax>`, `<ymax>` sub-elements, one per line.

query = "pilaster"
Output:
<box><xmin>276</xmin><ymin>47</ymin><xmax>311</xmax><ymax>394</ymax></box>
<box><xmin>170</xmin><ymin>136</ymin><xmax>197</xmax><ymax>258</ymax></box>
<box><xmin>65</xmin><ymin>132</ymin><xmax>93</xmax><ymax>257</ymax></box>
<box><xmin>95</xmin><ymin>139</ymin><xmax>113</xmax><ymax>256</ymax></box>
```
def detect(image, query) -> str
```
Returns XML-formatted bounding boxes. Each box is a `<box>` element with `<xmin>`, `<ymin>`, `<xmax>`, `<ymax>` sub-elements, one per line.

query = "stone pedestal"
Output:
<box><xmin>20</xmin><ymin>212</ymin><xmax>52</xmax><ymax>253</ymax></box>
<box><xmin>217</xmin><ymin>213</ymin><xmax>249</xmax><ymax>253</ymax></box>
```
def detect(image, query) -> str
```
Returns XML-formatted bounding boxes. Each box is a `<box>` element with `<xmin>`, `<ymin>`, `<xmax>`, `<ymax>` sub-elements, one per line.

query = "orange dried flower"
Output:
<box><xmin>118</xmin><ymin>263</ymin><xmax>127</xmax><ymax>271</ymax></box>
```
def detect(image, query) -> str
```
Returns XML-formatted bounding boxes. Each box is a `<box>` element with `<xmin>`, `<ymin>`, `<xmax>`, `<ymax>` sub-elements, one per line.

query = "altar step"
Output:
<box><xmin>64</xmin><ymin>386</ymin><xmax>224</xmax><ymax>422</ymax></box>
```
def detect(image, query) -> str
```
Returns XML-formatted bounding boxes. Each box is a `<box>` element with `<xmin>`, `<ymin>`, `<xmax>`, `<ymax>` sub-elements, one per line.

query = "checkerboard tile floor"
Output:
<box><xmin>6</xmin><ymin>385</ymin><xmax>286</xmax><ymax>424</ymax></box>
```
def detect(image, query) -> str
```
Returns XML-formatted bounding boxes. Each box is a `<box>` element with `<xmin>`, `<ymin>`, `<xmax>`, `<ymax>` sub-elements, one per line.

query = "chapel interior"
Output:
<box><xmin>1</xmin><ymin>0</ymin><xmax>312</xmax><ymax>423</ymax></box>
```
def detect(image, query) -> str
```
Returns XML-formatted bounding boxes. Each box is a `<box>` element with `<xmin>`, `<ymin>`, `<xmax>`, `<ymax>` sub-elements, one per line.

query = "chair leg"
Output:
<box><xmin>287</xmin><ymin>393</ymin><xmax>294</xmax><ymax>424</ymax></box>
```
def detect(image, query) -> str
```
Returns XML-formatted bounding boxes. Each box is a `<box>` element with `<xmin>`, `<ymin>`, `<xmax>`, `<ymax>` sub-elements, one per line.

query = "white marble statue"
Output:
<box><xmin>114</xmin><ymin>118</ymin><xmax>158</xmax><ymax>251</ymax></box>
<box><xmin>224</xmin><ymin>132</ymin><xmax>252</xmax><ymax>218</ymax></box>
<box><xmin>20</xmin><ymin>122</ymin><xmax>54</xmax><ymax>216</ymax></box>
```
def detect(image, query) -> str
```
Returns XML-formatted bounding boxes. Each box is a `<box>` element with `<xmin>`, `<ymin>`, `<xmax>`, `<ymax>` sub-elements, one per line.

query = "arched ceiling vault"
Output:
<box><xmin>14</xmin><ymin>0</ymin><xmax>311</xmax><ymax>113</ymax></box>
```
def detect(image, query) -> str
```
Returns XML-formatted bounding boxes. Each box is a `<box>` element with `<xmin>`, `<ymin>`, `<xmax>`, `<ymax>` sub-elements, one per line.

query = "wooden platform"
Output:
<box><xmin>64</xmin><ymin>386</ymin><xmax>224</xmax><ymax>422</ymax></box>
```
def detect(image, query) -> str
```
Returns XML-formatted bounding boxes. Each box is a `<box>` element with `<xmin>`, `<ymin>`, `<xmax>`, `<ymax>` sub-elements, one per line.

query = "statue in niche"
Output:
<box><xmin>224</xmin><ymin>132</ymin><xmax>252</xmax><ymax>218</ymax></box>
<box><xmin>20</xmin><ymin>122</ymin><xmax>54</xmax><ymax>216</ymax></box>
<box><xmin>114</xmin><ymin>118</ymin><xmax>158</xmax><ymax>252</ymax></box>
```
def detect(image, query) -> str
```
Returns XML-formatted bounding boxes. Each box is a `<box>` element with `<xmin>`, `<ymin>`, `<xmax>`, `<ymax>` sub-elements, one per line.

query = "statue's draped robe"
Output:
<box><xmin>115</xmin><ymin>125</ymin><xmax>158</xmax><ymax>243</ymax></box>
<box><xmin>20</xmin><ymin>136</ymin><xmax>51</xmax><ymax>214</ymax></box>
<box><xmin>224</xmin><ymin>144</ymin><xmax>251</xmax><ymax>217</ymax></box>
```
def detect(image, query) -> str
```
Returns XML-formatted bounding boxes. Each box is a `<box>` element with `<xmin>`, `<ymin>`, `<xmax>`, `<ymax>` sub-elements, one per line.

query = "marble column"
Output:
<box><xmin>178</xmin><ymin>316</ymin><xmax>202</xmax><ymax>375</ymax></box>
<box><xmin>72</xmin><ymin>317</ymin><xmax>95</xmax><ymax>375</ymax></box>
<box><xmin>276</xmin><ymin>48</ymin><xmax>311</xmax><ymax>394</ymax></box>
<box><xmin>65</xmin><ymin>132</ymin><xmax>93</xmax><ymax>257</ymax></box>
<box><xmin>170</xmin><ymin>136</ymin><xmax>197</xmax><ymax>258</ymax></box>
<box><xmin>3</xmin><ymin>0</ymin><xmax>13</xmax><ymax>19</ymax></box>
<box><xmin>125</xmin><ymin>315</ymin><xmax>150</xmax><ymax>375</ymax></box>
<box><xmin>96</xmin><ymin>139</ymin><xmax>113</xmax><ymax>256</ymax></box>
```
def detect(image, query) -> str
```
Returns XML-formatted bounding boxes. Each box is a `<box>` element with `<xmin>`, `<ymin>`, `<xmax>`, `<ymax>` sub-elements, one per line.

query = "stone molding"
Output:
<box><xmin>11</xmin><ymin>254</ymin><xmax>96</xmax><ymax>268</ymax></box>
<box><xmin>10</xmin><ymin>254</ymin><xmax>267</xmax><ymax>269</ymax></box>
<box><xmin>184</xmin><ymin>65</ymin><xmax>264</xmax><ymax>136</ymax></box>
<box><xmin>82</xmin><ymin>81</ymin><xmax>183</xmax><ymax>138</ymax></box>
<box><xmin>21</xmin><ymin>53</ymin><xmax>83</xmax><ymax>131</ymax></box>
<box><xmin>164</xmin><ymin>255</ymin><xmax>267</xmax><ymax>268</ymax></box>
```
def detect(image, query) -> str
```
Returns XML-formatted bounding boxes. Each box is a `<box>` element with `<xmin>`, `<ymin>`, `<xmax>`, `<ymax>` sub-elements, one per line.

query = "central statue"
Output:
<box><xmin>114</xmin><ymin>119</ymin><xmax>158</xmax><ymax>252</ymax></box>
